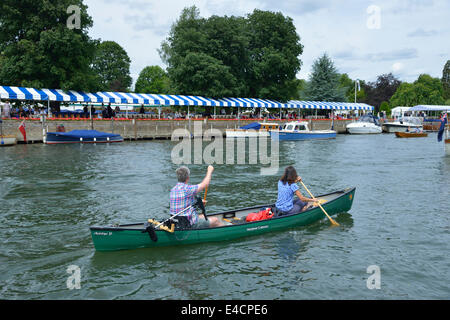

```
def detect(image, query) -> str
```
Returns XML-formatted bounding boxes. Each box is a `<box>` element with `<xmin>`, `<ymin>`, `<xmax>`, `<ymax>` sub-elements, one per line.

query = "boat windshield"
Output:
<box><xmin>358</xmin><ymin>115</ymin><xmax>377</xmax><ymax>124</ymax></box>
<box><xmin>399</xmin><ymin>117</ymin><xmax>422</xmax><ymax>125</ymax></box>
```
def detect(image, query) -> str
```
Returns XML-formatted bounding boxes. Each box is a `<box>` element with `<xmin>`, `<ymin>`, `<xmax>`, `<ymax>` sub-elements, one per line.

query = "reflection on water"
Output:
<box><xmin>0</xmin><ymin>134</ymin><xmax>449</xmax><ymax>299</ymax></box>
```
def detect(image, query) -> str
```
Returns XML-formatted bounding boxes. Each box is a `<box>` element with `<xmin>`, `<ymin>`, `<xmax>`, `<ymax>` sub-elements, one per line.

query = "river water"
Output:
<box><xmin>0</xmin><ymin>133</ymin><xmax>449</xmax><ymax>299</ymax></box>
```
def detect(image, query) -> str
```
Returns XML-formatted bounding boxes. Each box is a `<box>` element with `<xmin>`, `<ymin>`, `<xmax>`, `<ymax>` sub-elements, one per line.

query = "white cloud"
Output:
<box><xmin>392</xmin><ymin>62</ymin><xmax>404</xmax><ymax>72</ymax></box>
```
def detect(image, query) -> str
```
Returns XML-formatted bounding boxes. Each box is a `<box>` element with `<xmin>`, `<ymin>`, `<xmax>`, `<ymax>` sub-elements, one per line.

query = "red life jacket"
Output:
<box><xmin>245</xmin><ymin>208</ymin><xmax>274</xmax><ymax>222</ymax></box>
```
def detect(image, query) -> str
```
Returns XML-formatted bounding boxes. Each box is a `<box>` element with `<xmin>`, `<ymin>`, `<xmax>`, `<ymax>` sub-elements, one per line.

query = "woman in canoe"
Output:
<box><xmin>275</xmin><ymin>166</ymin><xmax>318</xmax><ymax>215</ymax></box>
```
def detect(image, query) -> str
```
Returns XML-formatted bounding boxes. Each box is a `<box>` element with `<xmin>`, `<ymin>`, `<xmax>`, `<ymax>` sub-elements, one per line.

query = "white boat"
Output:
<box><xmin>269</xmin><ymin>121</ymin><xmax>336</xmax><ymax>141</ymax></box>
<box><xmin>346</xmin><ymin>114</ymin><xmax>382</xmax><ymax>134</ymax></box>
<box><xmin>382</xmin><ymin>116</ymin><xmax>423</xmax><ymax>133</ymax></box>
<box><xmin>225</xmin><ymin>122</ymin><xmax>280</xmax><ymax>138</ymax></box>
<box><xmin>0</xmin><ymin>135</ymin><xmax>17</xmax><ymax>146</ymax></box>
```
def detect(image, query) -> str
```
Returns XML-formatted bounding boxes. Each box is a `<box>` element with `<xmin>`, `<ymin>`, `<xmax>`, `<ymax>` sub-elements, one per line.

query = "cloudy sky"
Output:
<box><xmin>84</xmin><ymin>0</ymin><xmax>449</xmax><ymax>88</ymax></box>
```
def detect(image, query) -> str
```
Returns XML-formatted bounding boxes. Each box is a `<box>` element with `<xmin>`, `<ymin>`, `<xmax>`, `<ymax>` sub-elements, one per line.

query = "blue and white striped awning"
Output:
<box><xmin>0</xmin><ymin>85</ymin><xmax>374</xmax><ymax>110</ymax></box>
<box><xmin>287</xmin><ymin>100</ymin><xmax>374</xmax><ymax>111</ymax></box>
<box><xmin>216</xmin><ymin>97</ymin><xmax>285</xmax><ymax>108</ymax></box>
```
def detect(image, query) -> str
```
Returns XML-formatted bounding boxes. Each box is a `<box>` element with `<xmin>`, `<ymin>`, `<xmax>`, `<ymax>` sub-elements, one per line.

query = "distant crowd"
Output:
<box><xmin>1</xmin><ymin>100</ymin><xmax>373</xmax><ymax>120</ymax></box>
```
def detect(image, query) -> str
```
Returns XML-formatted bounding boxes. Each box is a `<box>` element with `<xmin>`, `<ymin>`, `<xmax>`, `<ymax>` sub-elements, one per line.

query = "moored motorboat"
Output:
<box><xmin>269</xmin><ymin>121</ymin><xmax>336</xmax><ymax>141</ymax></box>
<box><xmin>346</xmin><ymin>114</ymin><xmax>382</xmax><ymax>134</ymax></box>
<box><xmin>46</xmin><ymin>130</ymin><xmax>123</xmax><ymax>144</ymax></box>
<box><xmin>225</xmin><ymin>122</ymin><xmax>280</xmax><ymax>138</ymax></box>
<box><xmin>382</xmin><ymin>116</ymin><xmax>423</xmax><ymax>133</ymax></box>
<box><xmin>395</xmin><ymin>132</ymin><xmax>428</xmax><ymax>138</ymax></box>
<box><xmin>90</xmin><ymin>187</ymin><xmax>355</xmax><ymax>251</ymax></box>
<box><xmin>0</xmin><ymin>135</ymin><xmax>17</xmax><ymax>146</ymax></box>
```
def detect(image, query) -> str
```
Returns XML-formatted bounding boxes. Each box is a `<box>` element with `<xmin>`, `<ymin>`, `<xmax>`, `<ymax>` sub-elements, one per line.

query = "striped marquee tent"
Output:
<box><xmin>286</xmin><ymin>100</ymin><xmax>374</xmax><ymax>111</ymax></box>
<box><xmin>0</xmin><ymin>85</ymin><xmax>374</xmax><ymax>111</ymax></box>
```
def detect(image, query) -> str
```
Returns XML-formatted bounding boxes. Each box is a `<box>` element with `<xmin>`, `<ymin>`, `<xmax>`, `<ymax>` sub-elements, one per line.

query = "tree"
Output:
<box><xmin>379</xmin><ymin>101</ymin><xmax>391</xmax><ymax>116</ymax></box>
<box><xmin>170</xmin><ymin>52</ymin><xmax>237</xmax><ymax>98</ymax></box>
<box><xmin>0</xmin><ymin>0</ymin><xmax>99</xmax><ymax>91</ymax></box>
<box><xmin>338</xmin><ymin>74</ymin><xmax>366</xmax><ymax>102</ymax></box>
<box><xmin>442</xmin><ymin>60</ymin><xmax>450</xmax><ymax>100</ymax></box>
<box><xmin>92</xmin><ymin>41</ymin><xmax>132</xmax><ymax>92</ymax></box>
<box><xmin>304</xmin><ymin>53</ymin><xmax>346</xmax><ymax>101</ymax></box>
<box><xmin>246</xmin><ymin>9</ymin><xmax>303</xmax><ymax>101</ymax></box>
<box><xmin>159</xmin><ymin>6</ymin><xmax>303</xmax><ymax>101</ymax></box>
<box><xmin>363</xmin><ymin>73</ymin><xmax>401</xmax><ymax>112</ymax></box>
<box><xmin>135</xmin><ymin>66</ymin><xmax>170</xmax><ymax>94</ymax></box>
<box><xmin>390</xmin><ymin>74</ymin><xmax>445</xmax><ymax>107</ymax></box>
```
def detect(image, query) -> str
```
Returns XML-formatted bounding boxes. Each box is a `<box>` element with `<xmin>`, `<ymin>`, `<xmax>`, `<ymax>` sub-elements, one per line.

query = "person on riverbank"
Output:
<box><xmin>275</xmin><ymin>166</ymin><xmax>318</xmax><ymax>216</ymax></box>
<box><xmin>170</xmin><ymin>166</ymin><xmax>223</xmax><ymax>229</ymax></box>
<box><xmin>2</xmin><ymin>101</ymin><xmax>11</xmax><ymax>118</ymax></box>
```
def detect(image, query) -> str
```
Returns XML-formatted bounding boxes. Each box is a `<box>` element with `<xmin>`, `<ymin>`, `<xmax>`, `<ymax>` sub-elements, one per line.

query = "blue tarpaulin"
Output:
<box><xmin>51</xmin><ymin>130</ymin><xmax>121</xmax><ymax>139</ymax></box>
<box><xmin>239</xmin><ymin>122</ymin><xmax>262</xmax><ymax>130</ymax></box>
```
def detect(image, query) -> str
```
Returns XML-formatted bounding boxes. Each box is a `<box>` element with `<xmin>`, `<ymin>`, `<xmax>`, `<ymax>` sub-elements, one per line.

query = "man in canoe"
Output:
<box><xmin>170</xmin><ymin>166</ymin><xmax>223</xmax><ymax>228</ymax></box>
<box><xmin>275</xmin><ymin>166</ymin><xmax>319</xmax><ymax>216</ymax></box>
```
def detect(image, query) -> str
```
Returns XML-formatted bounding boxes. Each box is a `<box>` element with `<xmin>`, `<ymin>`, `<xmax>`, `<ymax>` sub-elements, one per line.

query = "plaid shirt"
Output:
<box><xmin>170</xmin><ymin>183</ymin><xmax>199</xmax><ymax>225</ymax></box>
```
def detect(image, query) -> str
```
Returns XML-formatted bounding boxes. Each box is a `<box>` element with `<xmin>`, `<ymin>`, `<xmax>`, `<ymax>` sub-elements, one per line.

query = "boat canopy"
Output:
<box><xmin>0</xmin><ymin>85</ymin><xmax>374</xmax><ymax>111</ymax></box>
<box><xmin>399</xmin><ymin>117</ymin><xmax>422</xmax><ymax>125</ymax></box>
<box><xmin>239</xmin><ymin>122</ymin><xmax>261</xmax><ymax>130</ymax></box>
<box><xmin>358</xmin><ymin>114</ymin><xmax>379</xmax><ymax>124</ymax></box>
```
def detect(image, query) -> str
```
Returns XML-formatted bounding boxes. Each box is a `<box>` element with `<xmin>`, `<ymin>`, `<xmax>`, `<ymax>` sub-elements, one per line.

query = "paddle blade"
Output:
<box><xmin>142</xmin><ymin>224</ymin><xmax>158</xmax><ymax>242</ymax></box>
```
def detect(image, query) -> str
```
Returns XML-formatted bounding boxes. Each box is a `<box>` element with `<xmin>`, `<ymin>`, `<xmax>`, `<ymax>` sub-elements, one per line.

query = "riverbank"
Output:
<box><xmin>0</xmin><ymin>118</ymin><xmax>357</xmax><ymax>143</ymax></box>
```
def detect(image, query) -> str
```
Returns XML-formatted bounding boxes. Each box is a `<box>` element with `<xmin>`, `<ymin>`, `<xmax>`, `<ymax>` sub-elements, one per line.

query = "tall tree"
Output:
<box><xmin>159</xmin><ymin>6</ymin><xmax>303</xmax><ymax>101</ymax></box>
<box><xmin>304</xmin><ymin>53</ymin><xmax>346</xmax><ymax>101</ymax></box>
<box><xmin>363</xmin><ymin>73</ymin><xmax>401</xmax><ymax>112</ymax></box>
<box><xmin>390</xmin><ymin>74</ymin><xmax>445</xmax><ymax>107</ymax></box>
<box><xmin>246</xmin><ymin>9</ymin><xmax>303</xmax><ymax>101</ymax></box>
<box><xmin>0</xmin><ymin>0</ymin><xmax>99</xmax><ymax>91</ymax></box>
<box><xmin>135</xmin><ymin>66</ymin><xmax>170</xmax><ymax>94</ymax></box>
<box><xmin>442</xmin><ymin>60</ymin><xmax>450</xmax><ymax>100</ymax></box>
<box><xmin>92</xmin><ymin>41</ymin><xmax>132</xmax><ymax>92</ymax></box>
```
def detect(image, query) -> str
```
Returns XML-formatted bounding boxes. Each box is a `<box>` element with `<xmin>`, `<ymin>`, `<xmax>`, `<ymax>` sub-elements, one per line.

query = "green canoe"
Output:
<box><xmin>90</xmin><ymin>187</ymin><xmax>356</xmax><ymax>252</ymax></box>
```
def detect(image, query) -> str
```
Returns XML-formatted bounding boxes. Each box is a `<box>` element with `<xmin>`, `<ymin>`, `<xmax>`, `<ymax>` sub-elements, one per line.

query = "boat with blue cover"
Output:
<box><xmin>46</xmin><ymin>130</ymin><xmax>123</xmax><ymax>144</ymax></box>
<box><xmin>269</xmin><ymin>121</ymin><xmax>336</xmax><ymax>141</ymax></box>
<box><xmin>226</xmin><ymin>122</ymin><xmax>280</xmax><ymax>137</ymax></box>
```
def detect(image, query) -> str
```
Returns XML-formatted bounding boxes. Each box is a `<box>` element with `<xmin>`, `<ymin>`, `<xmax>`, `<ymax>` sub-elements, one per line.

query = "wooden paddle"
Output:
<box><xmin>204</xmin><ymin>185</ymin><xmax>208</xmax><ymax>203</ymax></box>
<box><xmin>299</xmin><ymin>181</ymin><xmax>340</xmax><ymax>227</ymax></box>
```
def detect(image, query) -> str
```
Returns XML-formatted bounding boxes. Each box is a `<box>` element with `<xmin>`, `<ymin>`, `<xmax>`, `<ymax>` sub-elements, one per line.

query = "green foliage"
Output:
<box><xmin>170</xmin><ymin>52</ymin><xmax>237</xmax><ymax>98</ymax></box>
<box><xmin>135</xmin><ymin>65</ymin><xmax>170</xmax><ymax>94</ymax></box>
<box><xmin>92</xmin><ymin>41</ymin><xmax>132</xmax><ymax>92</ymax></box>
<box><xmin>159</xmin><ymin>6</ymin><xmax>303</xmax><ymax>101</ymax></box>
<box><xmin>362</xmin><ymin>73</ymin><xmax>401</xmax><ymax>112</ymax></box>
<box><xmin>379</xmin><ymin>101</ymin><xmax>391</xmax><ymax>115</ymax></box>
<box><xmin>338</xmin><ymin>74</ymin><xmax>366</xmax><ymax>102</ymax></box>
<box><xmin>442</xmin><ymin>60</ymin><xmax>450</xmax><ymax>100</ymax></box>
<box><xmin>390</xmin><ymin>74</ymin><xmax>445</xmax><ymax>107</ymax></box>
<box><xmin>304</xmin><ymin>53</ymin><xmax>346</xmax><ymax>102</ymax></box>
<box><xmin>0</xmin><ymin>0</ymin><xmax>99</xmax><ymax>91</ymax></box>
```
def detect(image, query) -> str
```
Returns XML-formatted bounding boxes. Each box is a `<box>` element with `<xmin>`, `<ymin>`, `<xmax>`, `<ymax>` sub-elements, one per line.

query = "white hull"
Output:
<box><xmin>347</xmin><ymin>123</ymin><xmax>382</xmax><ymax>134</ymax></box>
<box><xmin>0</xmin><ymin>136</ymin><xmax>17</xmax><ymax>146</ymax></box>
<box><xmin>445</xmin><ymin>138</ymin><xmax>450</xmax><ymax>156</ymax></box>
<box><xmin>383</xmin><ymin>124</ymin><xmax>423</xmax><ymax>133</ymax></box>
<box><xmin>225</xmin><ymin>130</ymin><xmax>270</xmax><ymax>138</ymax></box>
